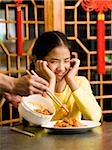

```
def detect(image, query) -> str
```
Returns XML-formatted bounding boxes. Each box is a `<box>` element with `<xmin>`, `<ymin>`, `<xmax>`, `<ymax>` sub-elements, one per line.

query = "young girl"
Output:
<box><xmin>30</xmin><ymin>31</ymin><xmax>102</xmax><ymax>121</ymax></box>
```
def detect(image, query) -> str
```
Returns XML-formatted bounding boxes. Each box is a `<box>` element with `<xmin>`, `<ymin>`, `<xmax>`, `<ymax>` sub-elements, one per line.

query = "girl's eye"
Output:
<box><xmin>50</xmin><ymin>60</ymin><xmax>58</xmax><ymax>64</ymax></box>
<box><xmin>65</xmin><ymin>59</ymin><xmax>70</xmax><ymax>63</ymax></box>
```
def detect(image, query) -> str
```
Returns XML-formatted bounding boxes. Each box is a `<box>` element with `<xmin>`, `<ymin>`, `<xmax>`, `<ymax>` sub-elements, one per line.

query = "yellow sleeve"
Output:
<box><xmin>72</xmin><ymin>77</ymin><xmax>102</xmax><ymax>121</ymax></box>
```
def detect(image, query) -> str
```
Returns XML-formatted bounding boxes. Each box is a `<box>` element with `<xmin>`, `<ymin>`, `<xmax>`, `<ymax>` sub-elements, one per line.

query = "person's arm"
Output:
<box><xmin>0</xmin><ymin>73</ymin><xmax>49</xmax><ymax>107</ymax></box>
<box><xmin>0</xmin><ymin>73</ymin><xmax>49</xmax><ymax>96</ymax></box>
<box><xmin>65</xmin><ymin>58</ymin><xmax>101</xmax><ymax>121</ymax></box>
<box><xmin>72</xmin><ymin>76</ymin><xmax>102</xmax><ymax>121</ymax></box>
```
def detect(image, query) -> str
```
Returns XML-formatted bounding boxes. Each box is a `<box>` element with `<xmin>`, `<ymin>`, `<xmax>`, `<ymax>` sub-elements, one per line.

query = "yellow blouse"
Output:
<box><xmin>52</xmin><ymin>76</ymin><xmax>102</xmax><ymax>121</ymax></box>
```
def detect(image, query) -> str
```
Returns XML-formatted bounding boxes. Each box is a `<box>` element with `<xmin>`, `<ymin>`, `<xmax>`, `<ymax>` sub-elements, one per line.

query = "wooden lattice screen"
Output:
<box><xmin>0</xmin><ymin>0</ymin><xmax>112</xmax><ymax>126</ymax></box>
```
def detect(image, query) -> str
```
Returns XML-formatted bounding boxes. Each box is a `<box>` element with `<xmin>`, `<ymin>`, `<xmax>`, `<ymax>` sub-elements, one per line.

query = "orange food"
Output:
<box><xmin>61</xmin><ymin>104</ymin><xmax>68</xmax><ymax>116</ymax></box>
<box><xmin>34</xmin><ymin>108</ymin><xmax>53</xmax><ymax>115</ymax></box>
<box><xmin>54</xmin><ymin>118</ymin><xmax>82</xmax><ymax>127</ymax></box>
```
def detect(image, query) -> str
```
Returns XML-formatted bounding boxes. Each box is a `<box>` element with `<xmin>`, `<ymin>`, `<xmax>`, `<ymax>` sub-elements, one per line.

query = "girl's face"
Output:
<box><xmin>44</xmin><ymin>46</ymin><xmax>71</xmax><ymax>81</ymax></box>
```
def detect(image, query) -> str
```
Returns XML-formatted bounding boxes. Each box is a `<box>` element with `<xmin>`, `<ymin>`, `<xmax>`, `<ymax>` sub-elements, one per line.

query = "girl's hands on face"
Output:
<box><xmin>35</xmin><ymin>60</ymin><xmax>56</xmax><ymax>82</ymax></box>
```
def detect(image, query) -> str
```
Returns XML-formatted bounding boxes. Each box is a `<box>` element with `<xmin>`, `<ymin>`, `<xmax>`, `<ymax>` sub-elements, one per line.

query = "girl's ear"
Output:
<box><xmin>30</xmin><ymin>55</ymin><xmax>37</xmax><ymax>63</ymax></box>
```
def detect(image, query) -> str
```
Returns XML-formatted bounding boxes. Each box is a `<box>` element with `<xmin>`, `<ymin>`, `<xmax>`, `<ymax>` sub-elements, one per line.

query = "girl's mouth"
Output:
<box><xmin>56</xmin><ymin>73</ymin><xmax>65</xmax><ymax>79</ymax></box>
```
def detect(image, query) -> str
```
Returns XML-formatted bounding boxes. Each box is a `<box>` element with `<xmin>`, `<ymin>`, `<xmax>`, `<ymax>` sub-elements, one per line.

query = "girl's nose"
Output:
<box><xmin>57</xmin><ymin>61</ymin><xmax>65</xmax><ymax>72</ymax></box>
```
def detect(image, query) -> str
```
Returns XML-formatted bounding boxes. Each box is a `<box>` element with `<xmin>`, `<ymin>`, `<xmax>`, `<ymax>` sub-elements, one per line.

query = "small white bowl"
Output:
<box><xmin>18</xmin><ymin>94</ymin><xmax>55</xmax><ymax>125</ymax></box>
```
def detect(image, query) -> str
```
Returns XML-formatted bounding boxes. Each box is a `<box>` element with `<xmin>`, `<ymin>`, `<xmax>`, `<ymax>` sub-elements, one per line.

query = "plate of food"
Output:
<box><xmin>41</xmin><ymin>118</ymin><xmax>101</xmax><ymax>133</ymax></box>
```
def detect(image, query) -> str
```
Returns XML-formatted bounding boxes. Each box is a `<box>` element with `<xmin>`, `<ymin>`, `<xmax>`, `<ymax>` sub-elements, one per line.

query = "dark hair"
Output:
<box><xmin>30</xmin><ymin>31</ymin><xmax>70</xmax><ymax>71</ymax></box>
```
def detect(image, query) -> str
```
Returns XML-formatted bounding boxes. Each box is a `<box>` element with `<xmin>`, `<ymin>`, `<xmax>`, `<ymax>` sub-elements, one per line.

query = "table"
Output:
<box><xmin>0</xmin><ymin>122</ymin><xmax>112</xmax><ymax>150</ymax></box>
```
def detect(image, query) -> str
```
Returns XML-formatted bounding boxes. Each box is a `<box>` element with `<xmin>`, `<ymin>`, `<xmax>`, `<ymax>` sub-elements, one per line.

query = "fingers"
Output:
<box><xmin>70</xmin><ymin>58</ymin><xmax>80</xmax><ymax>66</ymax></box>
<box><xmin>35</xmin><ymin>60</ymin><xmax>47</xmax><ymax>74</ymax></box>
<box><xmin>28</xmin><ymin>75</ymin><xmax>49</xmax><ymax>95</ymax></box>
<box><xmin>4</xmin><ymin>93</ymin><xmax>21</xmax><ymax>108</ymax></box>
<box><xmin>35</xmin><ymin>60</ymin><xmax>49</xmax><ymax>79</ymax></box>
<box><xmin>70</xmin><ymin>58</ymin><xmax>80</xmax><ymax>70</ymax></box>
<box><xmin>29</xmin><ymin>86</ymin><xmax>45</xmax><ymax>95</ymax></box>
<box><xmin>31</xmin><ymin>80</ymin><xmax>48</xmax><ymax>92</ymax></box>
<box><xmin>33</xmin><ymin>75</ymin><xmax>49</xmax><ymax>86</ymax></box>
<box><xmin>11</xmin><ymin>96</ymin><xmax>21</xmax><ymax>108</ymax></box>
<box><xmin>35</xmin><ymin>60</ymin><xmax>55</xmax><ymax>81</ymax></box>
<box><xmin>66</xmin><ymin>58</ymin><xmax>80</xmax><ymax>79</ymax></box>
<box><xmin>36</xmin><ymin>60</ymin><xmax>50</xmax><ymax>75</ymax></box>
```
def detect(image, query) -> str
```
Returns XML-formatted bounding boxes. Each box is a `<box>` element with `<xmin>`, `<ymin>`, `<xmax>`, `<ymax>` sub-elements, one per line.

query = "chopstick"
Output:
<box><xmin>46</xmin><ymin>90</ymin><xmax>69</xmax><ymax>113</ymax></box>
<box><xmin>28</xmin><ymin>70</ymin><xmax>69</xmax><ymax>113</ymax></box>
<box><xmin>31</xmin><ymin>70</ymin><xmax>38</xmax><ymax>77</ymax></box>
<box><xmin>10</xmin><ymin>127</ymin><xmax>35</xmax><ymax>137</ymax></box>
<box><xmin>26</xmin><ymin>70</ymin><xmax>32</xmax><ymax>76</ymax></box>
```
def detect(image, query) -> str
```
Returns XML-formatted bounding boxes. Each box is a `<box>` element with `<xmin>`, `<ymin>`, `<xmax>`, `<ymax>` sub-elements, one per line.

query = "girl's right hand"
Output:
<box><xmin>35</xmin><ymin>60</ymin><xmax>56</xmax><ymax>82</ymax></box>
<box><xmin>35</xmin><ymin>60</ymin><xmax>56</xmax><ymax>93</ymax></box>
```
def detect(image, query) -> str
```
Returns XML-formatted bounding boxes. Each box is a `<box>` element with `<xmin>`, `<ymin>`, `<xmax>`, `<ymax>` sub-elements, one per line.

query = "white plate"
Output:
<box><xmin>41</xmin><ymin>120</ymin><xmax>101</xmax><ymax>133</ymax></box>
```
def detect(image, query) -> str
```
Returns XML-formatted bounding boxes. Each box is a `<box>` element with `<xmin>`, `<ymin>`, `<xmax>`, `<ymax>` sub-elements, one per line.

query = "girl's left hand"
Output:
<box><xmin>65</xmin><ymin>58</ymin><xmax>80</xmax><ymax>91</ymax></box>
<box><xmin>65</xmin><ymin>58</ymin><xmax>80</xmax><ymax>81</ymax></box>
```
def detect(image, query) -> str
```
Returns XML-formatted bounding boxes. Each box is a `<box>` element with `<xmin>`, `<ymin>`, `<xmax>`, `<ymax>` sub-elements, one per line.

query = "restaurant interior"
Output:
<box><xmin>0</xmin><ymin>0</ymin><xmax>112</xmax><ymax>149</ymax></box>
<box><xmin>0</xmin><ymin>0</ymin><xmax>112</xmax><ymax>145</ymax></box>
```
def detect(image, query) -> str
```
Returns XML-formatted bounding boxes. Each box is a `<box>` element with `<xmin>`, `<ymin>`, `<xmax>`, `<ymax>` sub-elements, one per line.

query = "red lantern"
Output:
<box><xmin>81</xmin><ymin>0</ymin><xmax>112</xmax><ymax>75</ymax></box>
<box><xmin>14</xmin><ymin>0</ymin><xmax>23</xmax><ymax>56</ymax></box>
